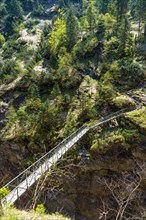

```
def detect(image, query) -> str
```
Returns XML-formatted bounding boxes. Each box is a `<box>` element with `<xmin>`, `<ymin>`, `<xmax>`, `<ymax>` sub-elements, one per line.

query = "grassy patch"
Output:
<box><xmin>0</xmin><ymin>205</ymin><xmax>71</xmax><ymax>220</ymax></box>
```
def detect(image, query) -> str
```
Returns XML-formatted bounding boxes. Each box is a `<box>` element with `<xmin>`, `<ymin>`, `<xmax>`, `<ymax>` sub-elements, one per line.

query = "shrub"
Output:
<box><xmin>0</xmin><ymin>187</ymin><xmax>10</xmax><ymax>200</ymax></box>
<box><xmin>0</xmin><ymin>34</ymin><xmax>5</xmax><ymax>47</ymax></box>
<box><xmin>35</xmin><ymin>204</ymin><xmax>46</xmax><ymax>215</ymax></box>
<box><xmin>111</xmin><ymin>95</ymin><xmax>135</xmax><ymax>109</ymax></box>
<box><xmin>0</xmin><ymin>60</ymin><xmax>22</xmax><ymax>84</ymax></box>
<box><xmin>103</xmin><ymin>37</ymin><xmax>120</xmax><ymax>61</ymax></box>
<box><xmin>125</xmin><ymin>107</ymin><xmax>146</xmax><ymax>132</ymax></box>
<box><xmin>98</xmin><ymin>82</ymin><xmax>116</xmax><ymax>103</ymax></box>
<box><xmin>107</xmin><ymin>60</ymin><xmax>145</xmax><ymax>88</ymax></box>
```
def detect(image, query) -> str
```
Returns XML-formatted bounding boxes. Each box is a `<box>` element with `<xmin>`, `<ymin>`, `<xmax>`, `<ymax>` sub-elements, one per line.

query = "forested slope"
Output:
<box><xmin>0</xmin><ymin>0</ymin><xmax>146</xmax><ymax>219</ymax></box>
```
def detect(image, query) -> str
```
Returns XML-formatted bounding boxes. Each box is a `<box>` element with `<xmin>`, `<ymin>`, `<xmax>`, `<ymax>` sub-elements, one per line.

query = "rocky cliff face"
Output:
<box><xmin>43</xmin><ymin>144</ymin><xmax>146</xmax><ymax>220</ymax></box>
<box><xmin>39</xmin><ymin>107</ymin><xmax>146</xmax><ymax>220</ymax></box>
<box><xmin>0</xmin><ymin>141</ymin><xmax>29</xmax><ymax>187</ymax></box>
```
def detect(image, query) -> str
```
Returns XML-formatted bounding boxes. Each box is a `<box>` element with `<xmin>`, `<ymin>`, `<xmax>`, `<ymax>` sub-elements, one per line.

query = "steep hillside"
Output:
<box><xmin>0</xmin><ymin>0</ymin><xmax>146</xmax><ymax>219</ymax></box>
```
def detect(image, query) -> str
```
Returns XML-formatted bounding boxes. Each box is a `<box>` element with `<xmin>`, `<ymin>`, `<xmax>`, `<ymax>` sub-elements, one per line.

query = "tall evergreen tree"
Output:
<box><xmin>98</xmin><ymin>0</ymin><xmax>110</xmax><ymax>14</ymax></box>
<box><xmin>117</xmin><ymin>14</ymin><xmax>133</xmax><ymax>57</ymax></box>
<box><xmin>66</xmin><ymin>7</ymin><xmax>79</xmax><ymax>50</ymax></box>
<box><xmin>133</xmin><ymin>0</ymin><xmax>146</xmax><ymax>38</ymax></box>
<box><xmin>116</xmin><ymin>0</ymin><xmax>129</xmax><ymax>20</ymax></box>
<box><xmin>86</xmin><ymin>2</ymin><xmax>96</xmax><ymax>32</ymax></box>
<box><xmin>8</xmin><ymin>0</ymin><xmax>23</xmax><ymax>20</ymax></box>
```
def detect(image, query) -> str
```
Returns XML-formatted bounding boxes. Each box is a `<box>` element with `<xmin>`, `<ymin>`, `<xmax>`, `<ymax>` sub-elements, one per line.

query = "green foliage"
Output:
<box><xmin>99</xmin><ymin>82</ymin><xmax>116</xmax><ymax>103</ymax></box>
<box><xmin>66</xmin><ymin>7</ymin><xmax>79</xmax><ymax>50</ymax></box>
<box><xmin>117</xmin><ymin>15</ymin><xmax>134</xmax><ymax>58</ymax></box>
<box><xmin>6</xmin><ymin>106</ymin><xmax>17</xmax><ymax>128</ymax></box>
<box><xmin>118</xmin><ymin>60</ymin><xmax>144</xmax><ymax>87</ymax></box>
<box><xmin>35</xmin><ymin>204</ymin><xmax>46</xmax><ymax>215</ymax></box>
<box><xmin>2</xmin><ymin>38</ymin><xmax>27</xmax><ymax>59</ymax></box>
<box><xmin>0</xmin><ymin>205</ymin><xmax>71</xmax><ymax>220</ymax></box>
<box><xmin>86</xmin><ymin>2</ymin><xmax>97</xmax><ymax>31</ymax></box>
<box><xmin>116</xmin><ymin>0</ymin><xmax>129</xmax><ymax>20</ymax></box>
<box><xmin>5</xmin><ymin>95</ymin><xmax>62</xmax><ymax>147</ymax></box>
<box><xmin>105</xmin><ymin>60</ymin><xmax>145</xmax><ymax>88</ymax></box>
<box><xmin>96</xmin><ymin>13</ymin><xmax>116</xmax><ymax>40</ymax></box>
<box><xmin>0</xmin><ymin>0</ymin><xmax>146</xmax><ymax>181</ymax></box>
<box><xmin>32</xmin><ymin>4</ymin><xmax>44</xmax><ymax>16</ymax></box>
<box><xmin>0</xmin><ymin>187</ymin><xmax>10</xmax><ymax>199</ymax></box>
<box><xmin>27</xmin><ymin>83</ymin><xmax>40</xmax><ymax>99</ymax></box>
<box><xmin>48</xmin><ymin>16</ymin><xmax>67</xmax><ymax>55</ymax></box>
<box><xmin>125</xmin><ymin>107</ymin><xmax>146</xmax><ymax>132</ymax></box>
<box><xmin>73</xmin><ymin>36</ymin><xmax>98</xmax><ymax>58</ymax></box>
<box><xmin>0</xmin><ymin>60</ymin><xmax>22</xmax><ymax>84</ymax></box>
<box><xmin>51</xmin><ymin>82</ymin><xmax>61</xmax><ymax>99</ymax></box>
<box><xmin>8</xmin><ymin>0</ymin><xmax>23</xmax><ymax>20</ymax></box>
<box><xmin>57</xmin><ymin>47</ymin><xmax>73</xmax><ymax>75</ymax></box>
<box><xmin>111</xmin><ymin>95</ymin><xmax>135</xmax><ymax>109</ymax></box>
<box><xmin>64</xmin><ymin>110</ymin><xmax>77</xmax><ymax>136</ymax></box>
<box><xmin>0</xmin><ymin>34</ymin><xmax>5</xmax><ymax>47</ymax></box>
<box><xmin>90</xmin><ymin>126</ymin><xmax>144</xmax><ymax>155</ymax></box>
<box><xmin>103</xmin><ymin>37</ymin><xmax>119</xmax><ymax>61</ymax></box>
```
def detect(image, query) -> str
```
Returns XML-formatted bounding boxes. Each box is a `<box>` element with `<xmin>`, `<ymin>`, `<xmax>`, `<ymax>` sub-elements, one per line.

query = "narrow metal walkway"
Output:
<box><xmin>1</xmin><ymin>104</ymin><xmax>141</xmax><ymax>206</ymax></box>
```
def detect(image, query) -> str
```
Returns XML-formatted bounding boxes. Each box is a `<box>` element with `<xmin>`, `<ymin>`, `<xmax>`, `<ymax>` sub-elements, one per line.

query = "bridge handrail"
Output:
<box><xmin>2</xmin><ymin>125</ymin><xmax>86</xmax><ymax>189</ymax></box>
<box><xmin>90</xmin><ymin>104</ymin><xmax>139</xmax><ymax>129</ymax></box>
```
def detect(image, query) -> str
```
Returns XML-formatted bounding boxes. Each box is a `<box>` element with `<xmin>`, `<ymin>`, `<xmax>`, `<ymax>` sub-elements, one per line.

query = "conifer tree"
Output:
<box><xmin>9</xmin><ymin>0</ymin><xmax>23</xmax><ymax>20</ymax></box>
<box><xmin>27</xmin><ymin>84</ymin><xmax>40</xmax><ymax>99</ymax></box>
<box><xmin>116</xmin><ymin>0</ymin><xmax>129</xmax><ymax>20</ymax></box>
<box><xmin>98</xmin><ymin>0</ymin><xmax>109</xmax><ymax>14</ymax></box>
<box><xmin>117</xmin><ymin>14</ymin><xmax>133</xmax><ymax>58</ymax></box>
<box><xmin>133</xmin><ymin>0</ymin><xmax>146</xmax><ymax>38</ymax></box>
<box><xmin>86</xmin><ymin>2</ymin><xmax>96</xmax><ymax>32</ymax></box>
<box><xmin>66</xmin><ymin>7</ymin><xmax>79</xmax><ymax>50</ymax></box>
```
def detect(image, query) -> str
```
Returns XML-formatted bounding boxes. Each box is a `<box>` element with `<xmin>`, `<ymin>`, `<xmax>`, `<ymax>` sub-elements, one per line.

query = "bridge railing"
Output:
<box><xmin>90</xmin><ymin>104</ymin><xmax>139</xmax><ymax>129</ymax></box>
<box><xmin>1</xmin><ymin>125</ymin><xmax>87</xmax><ymax>195</ymax></box>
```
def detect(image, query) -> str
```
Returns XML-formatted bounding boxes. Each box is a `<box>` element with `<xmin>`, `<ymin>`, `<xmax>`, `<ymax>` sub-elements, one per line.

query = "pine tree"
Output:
<box><xmin>133</xmin><ymin>0</ymin><xmax>146</xmax><ymax>38</ymax></box>
<box><xmin>117</xmin><ymin>14</ymin><xmax>133</xmax><ymax>58</ymax></box>
<box><xmin>66</xmin><ymin>7</ymin><xmax>79</xmax><ymax>50</ymax></box>
<box><xmin>0</xmin><ymin>0</ymin><xmax>7</xmax><ymax>18</ymax></box>
<box><xmin>98</xmin><ymin>0</ymin><xmax>109</xmax><ymax>14</ymax></box>
<box><xmin>116</xmin><ymin>0</ymin><xmax>129</xmax><ymax>20</ymax></box>
<box><xmin>9</xmin><ymin>0</ymin><xmax>23</xmax><ymax>20</ymax></box>
<box><xmin>51</xmin><ymin>83</ymin><xmax>61</xmax><ymax>99</ymax></box>
<box><xmin>27</xmin><ymin>84</ymin><xmax>40</xmax><ymax>99</ymax></box>
<box><xmin>86</xmin><ymin>2</ymin><xmax>96</xmax><ymax>32</ymax></box>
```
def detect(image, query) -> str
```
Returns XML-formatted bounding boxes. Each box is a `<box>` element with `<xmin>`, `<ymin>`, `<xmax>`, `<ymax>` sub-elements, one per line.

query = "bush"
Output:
<box><xmin>106</xmin><ymin>60</ymin><xmax>145</xmax><ymax>88</ymax></box>
<box><xmin>103</xmin><ymin>37</ymin><xmax>120</xmax><ymax>61</ymax></box>
<box><xmin>0</xmin><ymin>187</ymin><xmax>10</xmax><ymax>199</ymax></box>
<box><xmin>98</xmin><ymin>82</ymin><xmax>116</xmax><ymax>103</ymax></box>
<box><xmin>90</xmin><ymin>127</ymin><xmax>143</xmax><ymax>156</ymax></box>
<box><xmin>0</xmin><ymin>34</ymin><xmax>5</xmax><ymax>47</ymax></box>
<box><xmin>125</xmin><ymin>107</ymin><xmax>146</xmax><ymax>132</ymax></box>
<box><xmin>0</xmin><ymin>60</ymin><xmax>22</xmax><ymax>84</ymax></box>
<box><xmin>111</xmin><ymin>95</ymin><xmax>135</xmax><ymax>109</ymax></box>
<box><xmin>35</xmin><ymin>204</ymin><xmax>46</xmax><ymax>215</ymax></box>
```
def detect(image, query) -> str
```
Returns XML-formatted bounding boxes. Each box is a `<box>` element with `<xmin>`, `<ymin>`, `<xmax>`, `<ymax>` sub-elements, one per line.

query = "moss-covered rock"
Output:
<box><xmin>111</xmin><ymin>94</ymin><xmax>136</xmax><ymax>109</ymax></box>
<box><xmin>90</xmin><ymin>126</ymin><xmax>145</xmax><ymax>156</ymax></box>
<box><xmin>125</xmin><ymin>107</ymin><xmax>146</xmax><ymax>133</ymax></box>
